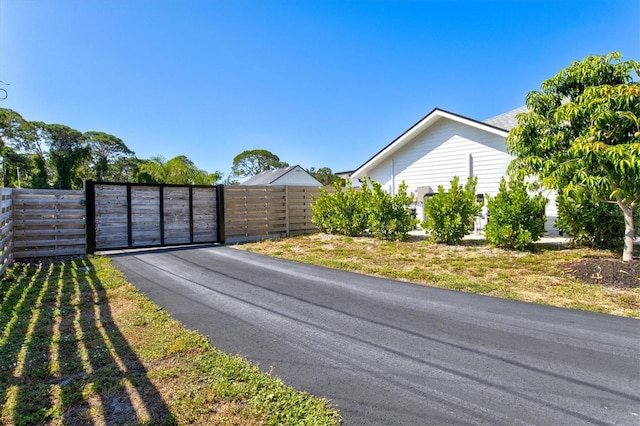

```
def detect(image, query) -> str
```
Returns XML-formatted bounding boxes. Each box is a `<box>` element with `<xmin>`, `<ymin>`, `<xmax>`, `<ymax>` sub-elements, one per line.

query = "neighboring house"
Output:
<box><xmin>350</xmin><ymin>107</ymin><xmax>558</xmax><ymax>234</ymax></box>
<box><xmin>335</xmin><ymin>170</ymin><xmax>361</xmax><ymax>187</ymax></box>
<box><xmin>242</xmin><ymin>165</ymin><xmax>322</xmax><ymax>186</ymax></box>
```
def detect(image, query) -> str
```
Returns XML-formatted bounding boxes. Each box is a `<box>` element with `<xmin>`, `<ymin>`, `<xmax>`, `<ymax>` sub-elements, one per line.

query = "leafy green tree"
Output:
<box><xmin>17</xmin><ymin>121</ymin><xmax>51</xmax><ymax>188</ymax></box>
<box><xmin>422</xmin><ymin>176</ymin><xmax>481</xmax><ymax>245</ymax></box>
<box><xmin>507</xmin><ymin>52</ymin><xmax>640</xmax><ymax>261</ymax></box>
<box><xmin>0</xmin><ymin>110</ymin><xmax>43</xmax><ymax>187</ymax></box>
<box><xmin>484</xmin><ymin>177</ymin><xmax>547</xmax><ymax>250</ymax></box>
<box><xmin>1</xmin><ymin>146</ymin><xmax>31</xmax><ymax>187</ymax></box>
<box><xmin>47</xmin><ymin>124</ymin><xmax>90</xmax><ymax>189</ymax></box>
<box><xmin>307</xmin><ymin>167</ymin><xmax>343</xmax><ymax>186</ymax></box>
<box><xmin>29</xmin><ymin>154</ymin><xmax>49</xmax><ymax>189</ymax></box>
<box><xmin>231</xmin><ymin>149</ymin><xmax>288</xmax><ymax>178</ymax></box>
<box><xmin>140</xmin><ymin>155</ymin><xmax>222</xmax><ymax>185</ymax></box>
<box><xmin>0</xmin><ymin>108</ymin><xmax>27</xmax><ymax>149</ymax></box>
<box><xmin>109</xmin><ymin>156</ymin><xmax>144</xmax><ymax>183</ymax></box>
<box><xmin>82</xmin><ymin>131</ymin><xmax>134</xmax><ymax>181</ymax></box>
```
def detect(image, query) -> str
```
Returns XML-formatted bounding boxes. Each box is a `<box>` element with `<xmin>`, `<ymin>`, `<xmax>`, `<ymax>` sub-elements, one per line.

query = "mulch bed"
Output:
<box><xmin>564</xmin><ymin>258</ymin><xmax>640</xmax><ymax>289</ymax></box>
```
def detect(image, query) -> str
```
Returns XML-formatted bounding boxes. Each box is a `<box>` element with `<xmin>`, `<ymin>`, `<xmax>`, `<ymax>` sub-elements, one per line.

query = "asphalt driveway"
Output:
<box><xmin>109</xmin><ymin>245</ymin><xmax>640</xmax><ymax>425</ymax></box>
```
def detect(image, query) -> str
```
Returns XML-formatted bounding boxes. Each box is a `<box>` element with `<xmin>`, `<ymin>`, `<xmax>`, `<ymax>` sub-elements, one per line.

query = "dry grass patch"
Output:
<box><xmin>236</xmin><ymin>234</ymin><xmax>639</xmax><ymax>318</ymax></box>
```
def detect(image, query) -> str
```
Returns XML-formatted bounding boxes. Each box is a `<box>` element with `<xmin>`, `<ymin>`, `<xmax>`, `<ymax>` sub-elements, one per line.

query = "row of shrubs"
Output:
<box><xmin>421</xmin><ymin>176</ymin><xmax>548</xmax><ymax>249</ymax></box>
<box><xmin>311</xmin><ymin>175</ymin><xmax>548</xmax><ymax>249</ymax></box>
<box><xmin>311</xmin><ymin>178</ymin><xmax>416</xmax><ymax>241</ymax></box>
<box><xmin>311</xmin><ymin>175</ymin><xmax>637</xmax><ymax>251</ymax></box>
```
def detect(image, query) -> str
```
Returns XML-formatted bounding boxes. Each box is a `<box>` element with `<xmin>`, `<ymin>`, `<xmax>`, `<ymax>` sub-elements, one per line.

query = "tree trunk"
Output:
<box><xmin>618</xmin><ymin>200</ymin><xmax>635</xmax><ymax>262</ymax></box>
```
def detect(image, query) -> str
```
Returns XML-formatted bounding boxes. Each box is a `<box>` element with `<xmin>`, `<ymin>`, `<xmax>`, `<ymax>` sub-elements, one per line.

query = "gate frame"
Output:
<box><xmin>85</xmin><ymin>180</ymin><xmax>225</xmax><ymax>254</ymax></box>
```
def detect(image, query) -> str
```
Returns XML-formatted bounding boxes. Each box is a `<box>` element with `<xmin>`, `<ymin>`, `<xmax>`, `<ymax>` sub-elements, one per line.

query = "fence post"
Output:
<box><xmin>285</xmin><ymin>186</ymin><xmax>290</xmax><ymax>237</ymax></box>
<box><xmin>126</xmin><ymin>184</ymin><xmax>133</xmax><ymax>248</ymax></box>
<box><xmin>85</xmin><ymin>180</ymin><xmax>96</xmax><ymax>254</ymax></box>
<box><xmin>216</xmin><ymin>184</ymin><xmax>225</xmax><ymax>244</ymax></box>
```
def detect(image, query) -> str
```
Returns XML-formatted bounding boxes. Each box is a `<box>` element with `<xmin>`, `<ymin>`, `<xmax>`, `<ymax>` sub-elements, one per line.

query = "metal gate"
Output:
<box><xmin>85</xmin><ymin>181</ymin><xmax>225</xmax><ymax>253</ymax></box>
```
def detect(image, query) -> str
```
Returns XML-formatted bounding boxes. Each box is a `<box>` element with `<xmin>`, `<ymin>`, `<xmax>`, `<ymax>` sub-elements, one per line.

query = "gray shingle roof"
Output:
<box><xmin>242</xmin><ymin>166</ymin><xmax>296</xmax><ymax>185</ymax></box>
<box><xmin>483</xmin><ymin>105</ymin><xmax>528</xmax><ymax>131</ymax></box>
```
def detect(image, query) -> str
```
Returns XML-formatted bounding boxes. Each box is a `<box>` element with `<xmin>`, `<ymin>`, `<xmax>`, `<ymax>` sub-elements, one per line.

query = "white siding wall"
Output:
<box><xmin>363</xmin><ymin>117</ymin><xmax>560</xmax><ymax>235</ymax></box>
<box><xmin>367</xmin><ymin>119</ymin><xmax>513</xmax><ymax>222</ymax></box>
<box><xmin>272</xmin><ymin>169</ymin><xmax>322</xmax><ymax>186</ymax></box>
<box><xmin>543</xmin><ymin>189</ymin><xmax>559</xmax><ymax>235</ymax></box>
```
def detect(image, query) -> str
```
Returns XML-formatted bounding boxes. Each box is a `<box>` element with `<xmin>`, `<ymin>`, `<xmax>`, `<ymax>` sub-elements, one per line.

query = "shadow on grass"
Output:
<box><xmin>0</xmin><ymin>257</ymin><xmax>173</xmax><ymax>424</ymax></box>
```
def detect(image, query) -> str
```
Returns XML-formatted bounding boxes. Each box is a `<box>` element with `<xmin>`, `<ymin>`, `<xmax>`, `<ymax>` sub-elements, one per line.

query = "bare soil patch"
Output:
<box><xmin>564</xmin><ymin>258</ymin><xmax>640</xmax><ymax>289</ymax></box>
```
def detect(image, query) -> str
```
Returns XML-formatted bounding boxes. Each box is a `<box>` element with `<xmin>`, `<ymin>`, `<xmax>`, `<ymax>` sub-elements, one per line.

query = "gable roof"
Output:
<box><xmin>483</xmin><ymin>105</ymin><xmax>528</xmax><ymax>131</ymax></box>
<box><xmin>242</xmin><ymin>165</ymin><xmax>320</xmax><ymax>185</ymax></box>
<box><xmin>351</xmin><ymin>108</ymin><xmax>510</xmax><ymax>179</ymax></box>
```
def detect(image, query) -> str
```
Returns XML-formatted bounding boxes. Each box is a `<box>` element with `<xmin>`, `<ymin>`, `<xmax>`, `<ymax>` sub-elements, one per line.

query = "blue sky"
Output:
<box><xmin>1</xmin><ymin>0</ymin><xmax>638</xmax><ymax>179</ymax></box>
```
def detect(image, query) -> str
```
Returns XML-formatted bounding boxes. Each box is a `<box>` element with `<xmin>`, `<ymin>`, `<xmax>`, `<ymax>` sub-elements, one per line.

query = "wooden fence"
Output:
<box><xmin>12</xmin><ymin>189</ymin><xmax>86</xmax><ymax>259</ymax></box>
<box><xmin>88</xmin><ymin>183</ymin><xmax>222</xmax><ymax>251</ymax></box>
<box><xmin>0</xmin><ymin>185</ymin><xmax>326</xmax><ymax>268</ymax></box>
<box><xmin>225</xmin><ymin>185</ymin><xmax>321</xmax><ymax>243</ymax></box>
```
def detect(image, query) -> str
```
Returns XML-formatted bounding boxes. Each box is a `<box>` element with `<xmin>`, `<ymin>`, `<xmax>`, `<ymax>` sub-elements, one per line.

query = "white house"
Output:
<box><xmin>242</xmin><ymin>165</ymin><xmax>322</xmax><ymax>186</ymax></box>
<box><xmin>350</xmin><ymin>107</ymin><xmax>558</xmax><ymax>233</ymax></box>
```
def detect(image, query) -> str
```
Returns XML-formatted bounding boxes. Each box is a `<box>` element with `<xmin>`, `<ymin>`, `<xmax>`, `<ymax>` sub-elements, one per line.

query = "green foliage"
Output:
<box><xmin>311</xmin><ymin>183</ymin><xmax>369</xmax><ymax>237</ymax></box>
<box><xmin>82</xmin><ymin>131</ymin><xmax>135</xmax><ymax>181</ymax></box>
<box><xmin>47</xmin><ymin>124</ymin><xmax>91</xmax><ymax>189</ymax></box>
<box><xmin>0</xmin><ymin>146</ymin><xmax>31</xmax><ymax>187</ymax></box>
<box><xmin>556</xmin><ymin>193</ymin><xmax>640</xmax><ymax>250</ymax></box>
<box><xmin>140</xmin><ymin>155</ymin><xmax>222</xmax><ymax>185</ymax></box>
<box><xmin>484</xmin><ymin>177</ymin><xmax>547</xmax><ymax>250</ymax></box>
<box><xmin>422</xmin><ymin>176</ymin><xmax>481</xmax><ymax>245</ymax></box>
<box><xmin>507</xmin><ymin>52</ymin><xmax>640</xmax><ymax>260</ymax></box>
<box><xmin>231</xmin><ymin>149</ymin><xmax>288</xmax><ymax>178</ymax></box>
<box><xmin>311</xmin><ymin>178</ymin><xmax>416</xmax><ymax>240</ymax></box>
<box><xmin>29</xmin><ymin>154</ymin><xmax>49</xmax><ymax>189</ymax></box>
<box><xmin>0</xmin><ymin>108</ymin><xmax>28</xmax><ymax>149</ymax></box>
<box><xmin>0</xmin><ymin>107</ymin><xmax>220</xmax><ymax>187</ymax></box>
<box><xmin>367</xmin><ymin>180</ymin><xmax>416</xmax><ymax>241</ymax></box>
<box><xmin>306</xmin><ymin>166</ymin><xmax>344</xmax><ymax>186</ymax></box>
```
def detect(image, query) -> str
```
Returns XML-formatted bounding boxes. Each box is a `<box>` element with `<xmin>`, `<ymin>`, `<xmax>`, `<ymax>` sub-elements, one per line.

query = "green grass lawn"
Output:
<box><xmin>0</xmin><ymin>256</ymin><xmax>341</xmax><ymax>425</ymax></box>
<box><xmin>237</xmin><ymin>233</ymin><xmax>640</xmax><ymax>318</ymax></box>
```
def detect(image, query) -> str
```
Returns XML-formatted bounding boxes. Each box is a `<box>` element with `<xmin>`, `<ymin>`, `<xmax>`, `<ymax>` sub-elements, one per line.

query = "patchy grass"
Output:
<box><xmin>237</xmin><ymin>234</ymin><xmax>639</xmax><ymax>318</ymax></box>
<box><xmin>0</xmin><ymin>256</ymin><xmax>341</xmax><ymax>425</ymax></box>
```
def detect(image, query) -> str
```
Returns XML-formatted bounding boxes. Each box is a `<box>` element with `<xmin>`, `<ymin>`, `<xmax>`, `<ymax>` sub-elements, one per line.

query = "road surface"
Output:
<box><xmin>109</xmin><ymin>245</ymin><xmax>640</xmax><ymax>425</ymax></box>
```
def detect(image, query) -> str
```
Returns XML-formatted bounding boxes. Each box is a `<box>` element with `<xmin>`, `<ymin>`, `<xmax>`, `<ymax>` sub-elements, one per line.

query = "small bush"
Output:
<box><xmin>367</xmin><ymin>180</ymin><xmax>416</xmax><ymax>241</ymax></box>
<box><xmin>311</xmin><ymin>183</ymin><xmax>368</xmax><ymax>237</ymax></box>
<box><xmin>422</xmin><ymin>176</ymin><xmax>481</xmax><ymax>245</ymax></box>
<box><xmin>556</xmin><ymin>193</ymin><xmax>639</xmax><ymax>250</ymax></box>
<box><xmin>484</xmin><ymin>177</ymin><xmax>547</xmax><ymax>250</ymax></box>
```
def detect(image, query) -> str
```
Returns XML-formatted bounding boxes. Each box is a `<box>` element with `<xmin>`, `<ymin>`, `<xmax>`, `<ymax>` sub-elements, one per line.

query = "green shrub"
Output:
<box><xmin>556</xmin><ymin>193</ymin><xmax>639</xmax><ymax>250</ymax></box>
<box><xmin>484</xmin><ymin>177</ymin><xmax>547</xmax><ymax>250</ymax></box>
<box><xmin>311</xmin><ymin>178</ymin><xmax>416</xmax><ymax>240</ymax></box>
<box><xmin>311</xmin><ymin>183</ymin><xmax>369</xmax><ymax>237</ymax></box>
<box><xmin>422</xmin><ymin>176</ymin><xmax>481</xmax><ymax>245</ymax></box>
<box><xmin>367</xmin><ymin>180</ymin><xmax>416</xmax><ymax>241</ymax></box>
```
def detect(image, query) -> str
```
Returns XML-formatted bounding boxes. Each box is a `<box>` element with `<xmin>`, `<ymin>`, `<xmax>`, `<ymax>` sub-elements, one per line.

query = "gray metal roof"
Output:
<box><xmin>483</xmin><ymin>105</ymin><xmax>528</xmax><ymax>131</ymax></box>
<box><xmin>242</xmin><ymin>166</ymin><xmax>298</xmax><ymax>185</ymax></box>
